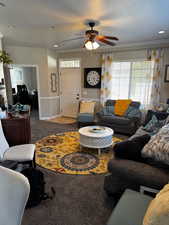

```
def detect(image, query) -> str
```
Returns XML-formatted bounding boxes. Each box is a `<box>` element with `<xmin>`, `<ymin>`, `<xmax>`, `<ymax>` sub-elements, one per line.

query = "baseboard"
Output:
<box><xmin>40</xmin><ymin>114</ymin><xmax>61</xmax><ymax>120</ymax></box>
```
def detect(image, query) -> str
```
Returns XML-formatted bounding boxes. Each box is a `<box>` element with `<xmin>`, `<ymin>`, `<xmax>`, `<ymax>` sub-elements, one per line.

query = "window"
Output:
<box><xmin>110</xmin><ymin>61</ymin><xmax>154</xmax><ymax>108</ymax></box>
<box><xmin>59</xmin><ymin>59</ymin><xmax>80</xmax><ymax>68</ymax></box>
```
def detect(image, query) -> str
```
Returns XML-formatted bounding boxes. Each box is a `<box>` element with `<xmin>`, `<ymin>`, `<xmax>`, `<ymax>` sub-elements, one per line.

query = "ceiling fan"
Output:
<box><xmin>84</xmin><ymin>21</ymin><xmax>119</xmax><ymax>50</ymax></box>
<box><xmin>56</xmin><ymin>21</ymin><xmax>119</xmax><ymax>50</ymax></box>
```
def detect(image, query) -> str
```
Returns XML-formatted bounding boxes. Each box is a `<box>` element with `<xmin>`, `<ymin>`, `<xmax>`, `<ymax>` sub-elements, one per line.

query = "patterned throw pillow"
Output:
<box><xmin>142</xmin><ymin>124</ymin><xmax>169</xmax><ymax>165</ymax></box>
<box><xmin>143</xmin><ymin>184</ymin><xmax>169</xmax><ymax>225</ymax></box>
<box><xmin>107</xmin><ymin>106</ymin><xmax>114</xmax><ymax>114</ymax></box>
<box><xmin>167</xmin><ymin>107</ymin><xmax>169</xmax><ymax>113</ymax></box>
<box><xmin>165</xmin><ymin>115</ymin><xmax>169</xmax><ymax>125</ymax></box>
<box><xmin>102</xmin><ymin>106</ymin><xmax>114</xmax><ymax>116</ymax></box>
<box><xmin>143</xmin><ymin>115</ymin><xmax>166</xmax><ymax>134</ymax></box>
<box><xmin>125</xmin><ymin>106</ymin><xmax>141</xmax><ymax>119</ymax></box>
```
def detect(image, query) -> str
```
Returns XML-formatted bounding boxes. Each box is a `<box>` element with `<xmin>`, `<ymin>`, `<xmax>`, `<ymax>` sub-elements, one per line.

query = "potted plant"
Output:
<box><xmin>0</xmin><ymin>50</ymin><xmax>13</xmax><ymax>64</ymax></box>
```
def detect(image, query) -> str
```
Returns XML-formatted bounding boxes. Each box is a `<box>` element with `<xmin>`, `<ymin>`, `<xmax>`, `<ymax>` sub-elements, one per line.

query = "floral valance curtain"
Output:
<box><xmin>147</xmin><ymin>48</ymin><xmax>164</xmax><ymax>109</ymax></box>
<box><xmin>100</xmin><ymin>54</ymin><xmax>113</xmax><ymax>106</ymax></box>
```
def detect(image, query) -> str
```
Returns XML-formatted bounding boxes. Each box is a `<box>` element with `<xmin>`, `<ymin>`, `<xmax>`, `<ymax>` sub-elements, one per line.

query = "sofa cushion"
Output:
<box><xmin>3</xmin><ymin>144</ymin><xmax>35</xmax><ymax>161</ymax></box>
<box><xmin>77</xmin><ymin>113</ymin><xmax>94</xmax><ymax>122</ymax></box>
<box><xmin>143</xmin><ymin>115</ymin><xmax>166</xmax><ymax>135</ymax></box>
<box><xmin>114</xmin><ymin>99</ymin><xmax>132</xmax><ymax>116</ymax></box>
<box><xmin>100</xmin><ymin>115</ymin><xmax>132</xmax><ymax>125</ymax></box>
<box><xmin>144</xmin><ymin>110</ymin><xmax>169</xmax><ymax>126</ymax></box>
<box><xmin>105</xmin><ymin>100</ymin><xmax>116</xmax><ymax>106</ymax></box>
<box><xmin>102</xmin><ymin>106</ymin><xmax>114</xmax><ymax>116</ymax></box>
<box><xmin>125</xmin><ymin>106</ymin><xmax>141</xmax><ymax>119</ymax></box>
<box><xmin>105</xmin><ymin>99</ymin><xmax>140</xmax><ymax>108</ymax></box>
<box><xmin>143</xmin><ymin>184</ymin><xmax>169</xmax><ymax>225</ymax></box>
<box><xmin>129</xmin><ymin>126</ymin><xmax>151</xmax><ymax>140</ymax></box>
<box><xmin>142</xmin><ymin>124</ymin><xmax>169</xmax><ymax>165</ymax></box>
<box><xmin>130</xmin><ymin>101</ymin><xmax>140</xmax><ymax>108</ymax></box>
<box><xmin>114</xmin><ymin>134</ymin><xmax>151</xmax><ymax>162</ymax></box>
<box><xmin>107</xmin><ymin>106</ymin><xmax>114</xmax><ymax>114</ymax></box>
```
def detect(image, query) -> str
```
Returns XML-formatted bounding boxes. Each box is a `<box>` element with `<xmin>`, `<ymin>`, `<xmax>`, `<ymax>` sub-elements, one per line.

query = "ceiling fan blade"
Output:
<box><xmin>97</xmin><ymin>35</ymin><xmax>119</xmax><ymax>41</ymax></box>
<box><xmin>103</xmin><ymin>36</ymin><xmax>119</xmax><ymax>41</ymax></box>
<box><xmin>98</xmin><ymin>39</ymin><xmax>116</xmax><ymax>46</ymax></box>
<box><xmin>58</xmin><ymin>36</ymin><xmax>84</xmax><ymax>45</ymax></box>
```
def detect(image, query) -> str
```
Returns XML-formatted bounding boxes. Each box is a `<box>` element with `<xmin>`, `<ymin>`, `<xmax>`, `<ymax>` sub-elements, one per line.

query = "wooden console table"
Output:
<box><xmin>1</xmin><ymin>113</ymin><xmax>31</xmax><ymax>146</ymax></box>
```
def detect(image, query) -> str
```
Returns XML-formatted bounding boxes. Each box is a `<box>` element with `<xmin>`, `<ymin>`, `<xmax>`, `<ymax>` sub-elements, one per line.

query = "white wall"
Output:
<box><xmin>0</xmin><ymin>38</ymin><xmax>7</xmax><ymax>105</ymax></box>
<box><xmin>6</xmin><ymin>46</ymin><xmax>49</xmax><ymax>96</ymax></box>
<box><xmin>58</xmin><ymin>51</ymin><xmax>102</xmax><ymax>100</ymax></box>
<box><xmin>47</xmin><ymin>49</ymin><xmax>58</xmax><ymax>96</ymax></box>
<box><xmin>22</xmin><ymin>67</ymin><xmax>37</xmax><ymax>91</ymax></box>
<box><xmin>11</xmin><ymin>67</ymin><xmax>37</xmax><ymax>92</ymax></box>
<box><xmin>5</xmin><ymin>46</ymin><xmax>59</xmax><ymax>119</ymax></box>
<box><xmin>58</xmin><ymin>48</ymin><xmax>169</xmax><ymax>107</ymax></box>
<box><xmin>58</xmin><ymin>49</ymin><xmax>147</xmax><ymax>99</ymax></box>
<box><xmin>0</xmin><ymin>39</ymin><xmax>4</xmax><ymax>81</ymax></box>
<box><xmin>4</xmin><ymin>45</ymin><xmax>169</xmax><ymax>118</ymax></box>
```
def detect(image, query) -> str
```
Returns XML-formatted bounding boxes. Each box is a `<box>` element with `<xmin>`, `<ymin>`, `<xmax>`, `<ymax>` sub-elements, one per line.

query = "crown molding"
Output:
<box><xmin>56</xmin><ymin>39</ymin><xmax>169</xmax><ymax>54</ymax></box>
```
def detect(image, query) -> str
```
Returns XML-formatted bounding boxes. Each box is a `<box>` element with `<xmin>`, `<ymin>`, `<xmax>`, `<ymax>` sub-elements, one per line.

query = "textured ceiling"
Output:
<box><xmin>0</xmin><ymin>0</ymin><xmax>169</xmax><ymax>50</ymax></box>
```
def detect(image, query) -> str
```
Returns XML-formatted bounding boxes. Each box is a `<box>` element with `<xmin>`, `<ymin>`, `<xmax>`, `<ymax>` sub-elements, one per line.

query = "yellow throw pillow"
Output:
<box><xmin>143</xmin><ymin>184</ymin><xmax>169</xmax><ymax>225</ymax></box>
<box><xmin>114</xmin><ymin>99</ymin><xmax>132</xmax><ymax>116</ymax></box>
<box><xmin>80</xmin><ymin>101</ymin><xmax>95</xmax><ymax>114</ymax></box>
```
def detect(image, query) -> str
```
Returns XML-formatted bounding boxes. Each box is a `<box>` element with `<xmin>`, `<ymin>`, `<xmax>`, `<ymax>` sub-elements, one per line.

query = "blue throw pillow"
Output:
<box><xmin>107</xmin><ymin>106</ymin><xmax>114</xmax><ymax>114</ymax></box>
<box><xmin>143</xmin><ymin>115</ymin><xmax>166</xmax><ymax>134</ymax></box>
<box><xmin>102</xmin><ymin>106</ymin><xmax>114</xmax><ymax>116</ymax></box>
<box><xmin>125</xmin><ymin>106</ymin><xmax>141</xmax><ymax>119</ymax></box>
<box><xmin>167</xmin><ymin>107</ymin><xmax>169</xmax><ymax>113</ymax></box>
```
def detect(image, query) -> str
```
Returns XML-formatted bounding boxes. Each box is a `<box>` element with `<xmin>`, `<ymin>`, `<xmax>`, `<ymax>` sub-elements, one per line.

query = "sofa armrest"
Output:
<box><xmin>107</xmin><ymin>189</ymin><xmax>152</xmax><ymax>225</ymax></box>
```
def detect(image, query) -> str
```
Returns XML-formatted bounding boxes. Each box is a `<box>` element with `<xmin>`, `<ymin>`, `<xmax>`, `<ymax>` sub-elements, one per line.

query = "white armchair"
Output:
<box><xmin>0</xmin><ymin>166</ymin><xmax>30</xmax><ymax>225</ymax></box>
<box><xmin>0</xmin><ymin>120</ymin><xmax>36</xmax><ymax>167</ymax></box>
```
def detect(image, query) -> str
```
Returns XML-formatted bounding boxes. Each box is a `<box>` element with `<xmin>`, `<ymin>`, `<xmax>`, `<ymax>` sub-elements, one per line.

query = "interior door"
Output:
<box><xmin>60</xmin><ymin>68</ymin><xmax>81</xmax><ymax>118</ymax></box>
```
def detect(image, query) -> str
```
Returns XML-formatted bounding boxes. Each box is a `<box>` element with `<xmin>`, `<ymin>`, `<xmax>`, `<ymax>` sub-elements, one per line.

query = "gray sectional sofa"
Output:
<box><xmin>97</xmin><ymin>99</ymin><xmax>142</xmax><ymax>135</ymax></box>
<box><xmin>104</xmin><ymin>109</ymin><xmax>169</xmax><ymax>196</ymax></box>
<box><xmin>104</xmin><ymin>158</ymin><xmax>169</xmax><ymax>196</ymax></box>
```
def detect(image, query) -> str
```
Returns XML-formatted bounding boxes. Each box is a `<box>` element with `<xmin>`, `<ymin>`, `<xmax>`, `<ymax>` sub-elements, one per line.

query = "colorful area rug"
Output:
<box><xmin>35</xmin><ymin>131</ymin><xmax>122</xmax><ymax>175</ymax></box>
<box><xmin>46</xmin><ymin>116</ymin><xmax>76</xmax><ymax>124</ymax></box>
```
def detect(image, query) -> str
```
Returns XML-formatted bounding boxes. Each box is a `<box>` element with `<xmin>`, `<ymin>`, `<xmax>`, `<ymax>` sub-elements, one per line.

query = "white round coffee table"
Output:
<box><xmin>79</xmin><ymin>126</ymin><xmax>114</xmax><ymax>155</ymax></box>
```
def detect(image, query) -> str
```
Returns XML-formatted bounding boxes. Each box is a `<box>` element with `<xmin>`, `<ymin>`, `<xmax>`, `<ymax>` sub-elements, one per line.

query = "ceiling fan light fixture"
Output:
<box><xmin>85</xmin><ymin>40</ymin><xmax>100</xmax><ymax>50</ymax></box>
<box><xmin>158</xmin><ymin>30</ymin><xmax>165</xmax><ymax>34</ymax></box>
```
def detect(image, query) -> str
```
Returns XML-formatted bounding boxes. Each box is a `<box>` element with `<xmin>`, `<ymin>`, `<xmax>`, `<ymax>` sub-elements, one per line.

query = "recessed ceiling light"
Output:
<box><xmin>53</xmin><ymin>44</ymin><xmax>59</xmax><ymax>48</ymax></box>
<box><xmin>0</xmin><ymin>2</ymin><xmax>6</xmax><ymax>7</ymax></box>
<box><xmin>158</xmin><ymin>30</ymin><xmax>165</xmax><ymax>34</ymax></box>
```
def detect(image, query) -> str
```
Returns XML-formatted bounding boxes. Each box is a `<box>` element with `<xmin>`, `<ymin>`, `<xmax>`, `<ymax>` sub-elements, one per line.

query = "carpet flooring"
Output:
<box><xmin>22</xmin><ymin>115</ymin><xmax>124</xmax><ymax>225</ymax></box>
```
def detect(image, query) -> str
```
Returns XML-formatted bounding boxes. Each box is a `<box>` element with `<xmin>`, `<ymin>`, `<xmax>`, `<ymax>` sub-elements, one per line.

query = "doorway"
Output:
<box><xmin>60</xmin><ymin>59</ymin><xmax>81</xmax><ymax>118</ymax></box>
<box><xmin>10</xmin><ymin>65</ymin><xmax>40</xmax><ymax>119</ymax></box>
